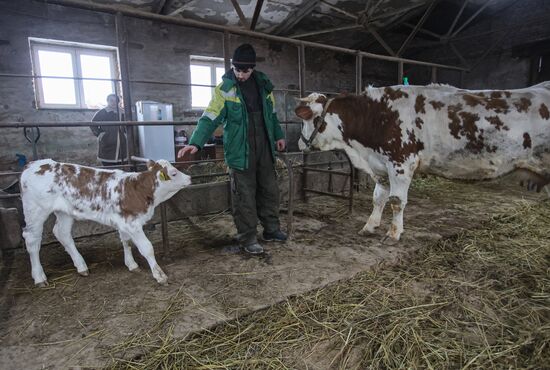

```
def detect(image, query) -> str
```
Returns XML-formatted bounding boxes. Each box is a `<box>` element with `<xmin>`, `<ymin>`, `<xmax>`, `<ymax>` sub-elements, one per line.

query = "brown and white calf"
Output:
<box><xmin>20</xmin><ymin>159</ymin><xmax>191</xmax><ymax>286</ymax></box>
<box><xmin>296</xmin><ymin>82</ymin><xmax>550</xmax><ymax>241</ymax></box>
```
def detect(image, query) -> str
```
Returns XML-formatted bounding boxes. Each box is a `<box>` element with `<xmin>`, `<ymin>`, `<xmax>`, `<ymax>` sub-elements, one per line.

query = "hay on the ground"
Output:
<box><xmin>106</xmin><ymin>194</ymin><xmax>550</xmax><ymax>369</ymax></box>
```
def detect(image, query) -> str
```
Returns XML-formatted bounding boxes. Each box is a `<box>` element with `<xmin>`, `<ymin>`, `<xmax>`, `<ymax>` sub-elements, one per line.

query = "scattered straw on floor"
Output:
<box><xmin>106</xmin><ymin>199</ymin><xmax>550</xmax><ymax>369</ymax></box>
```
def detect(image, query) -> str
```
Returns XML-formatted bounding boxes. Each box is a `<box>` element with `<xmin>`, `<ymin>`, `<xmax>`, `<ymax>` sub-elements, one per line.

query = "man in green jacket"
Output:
<box><xmin>178</xmin><ymin>44</ymin><xmax>287</xmax><ymax>254</ymax></box>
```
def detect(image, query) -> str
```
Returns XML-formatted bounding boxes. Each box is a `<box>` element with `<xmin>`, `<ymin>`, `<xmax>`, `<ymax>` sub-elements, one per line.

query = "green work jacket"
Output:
<box><xmin>189</xmin><ymin>70</ymin><xmax>284</xmax><ymax>170</ymax></box>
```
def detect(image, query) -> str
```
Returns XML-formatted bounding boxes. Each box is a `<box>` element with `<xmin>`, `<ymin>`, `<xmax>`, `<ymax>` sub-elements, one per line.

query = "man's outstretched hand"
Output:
<box><xmin>276</xmin><ymin>139</ymin><xmax>286</xmax><ymax>151</ymax></box>
<box><xmin>177</xmin><ymin>145</ymin><xmax>198</xmax><ymax>159</ymax></box>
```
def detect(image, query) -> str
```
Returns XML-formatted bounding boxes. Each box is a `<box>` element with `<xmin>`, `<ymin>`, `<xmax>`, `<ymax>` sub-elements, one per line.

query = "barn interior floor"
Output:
<box><xmin>0</xmin><ymin>175</ymin><xmax>545</xmax><ymax>369</ymax></box>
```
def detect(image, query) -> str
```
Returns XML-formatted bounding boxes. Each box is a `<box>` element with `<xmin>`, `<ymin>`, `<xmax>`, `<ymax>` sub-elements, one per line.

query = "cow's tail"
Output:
<box><xmin>513</xmin><ymin>167</ymin><xmax>550</xmax><ymax>195</ymax></box>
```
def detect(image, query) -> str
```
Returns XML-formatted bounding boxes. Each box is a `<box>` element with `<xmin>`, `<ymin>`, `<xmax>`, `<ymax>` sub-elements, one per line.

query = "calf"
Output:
<box><xmin>296</xmin><ymin>82</ymin><xmax>550</xmax><ymax>241</ymax></box>
<box><xmin>20</xmin><ymin>159</ymin><xmax>191</xmax><ymax>286</ymax></box>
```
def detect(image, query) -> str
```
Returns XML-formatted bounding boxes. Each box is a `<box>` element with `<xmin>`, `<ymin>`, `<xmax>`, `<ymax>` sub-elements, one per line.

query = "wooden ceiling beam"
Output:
<box><xmin>397</xmin><ymin>0</ymin><xmax>437</xmax><ymax>56</ymax></box>
<box><xmin>229</xmin><ymin>0</ymin><xmax>250</xmax><ymax>29</ymax></box>
<box><xmin>250</xmin><ymin>0</ymin><xmax>264</xmax><ymax>31</ymax></box>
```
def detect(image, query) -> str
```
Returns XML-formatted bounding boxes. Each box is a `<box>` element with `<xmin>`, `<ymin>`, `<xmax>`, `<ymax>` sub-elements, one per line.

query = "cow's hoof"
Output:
<box><xmin>78</xmin><ymin>269</ymin><xmax>89</xmax><ymax>277</ymax></box>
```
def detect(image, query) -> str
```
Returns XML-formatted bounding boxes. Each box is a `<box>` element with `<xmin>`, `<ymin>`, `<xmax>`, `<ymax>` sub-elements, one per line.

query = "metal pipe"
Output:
<box><xmin>303</xmin><ymin>188</ymin><xmax>350</xmax><ymax>199</ymax></box>
<box><xmin>277</xmin><ymin>153</ymin><xmax>295</xmax><ymax>237</ymax></box>
<box><xmin>302</xmin><ymin>151</ymin><xmax>309</xmax><ymax>202</ymax></box>
<box><xmin>44</xmin><ymin>0</ymin><xmax>467</xmax><ymax>71</ymax></box>
<box><xmin>345</xmin><ymin>153</ymin><xmax>354</xmax><ymax>212</ymax></box>
<box><xmin>302</xmin><ymin>167</ymin><xmax>350</xmax><ymax>176</ymax></box>
<box><xmin>356</xmin><ymin>53</ymin><xmax>363</xmax><ymax>94</ymax></box>
<box><xmin>190</xmin><ymin>172</ymin><xmax>228</xmax><ymax>180</ymax></box>
<box><xmin>160</xmin><ymin>203</ymin><xmax>169</xmax><ymax>257</ymax></box>
<box><xmin>298</xmin><ymin>43</ymin><xmax>306</xmax><ymax>97</ymax></box>
<box><xmin>0</xmin><ymin>120</ymin><xmax>188</xmax><ymax>128</ymax></box>
<box><xmin>0</xmin><ymin>73</ymin><xmax>121</xmax><ymax>82</ymax></box>
<box><xmin>223</xmin><ymin>31</ymin><xmax>231</xmax><ymax>71</ymax></box>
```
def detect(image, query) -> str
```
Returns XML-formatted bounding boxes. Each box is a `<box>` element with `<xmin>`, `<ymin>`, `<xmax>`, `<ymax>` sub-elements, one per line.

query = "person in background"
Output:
<box><xmin>90</xmin><ymin>93</ymin><xmax>127</xmax><ymax>166</ymax></box>
<box><xmin>178</xmin><ymin>43</ymin><xmax>287</xmax><ymax>254</ymax></box>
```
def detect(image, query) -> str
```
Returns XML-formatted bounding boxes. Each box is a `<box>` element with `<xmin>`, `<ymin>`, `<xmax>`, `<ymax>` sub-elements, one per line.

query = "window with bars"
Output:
<box><xmin>29</xmin><ymin>38</ymin><xmax>119</xmax><ymax>109</ymax></box>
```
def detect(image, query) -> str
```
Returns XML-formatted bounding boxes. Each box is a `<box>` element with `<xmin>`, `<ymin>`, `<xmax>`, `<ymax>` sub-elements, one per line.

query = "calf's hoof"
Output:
<box><xmin>127</xmin><ymin>262</ymin><xmax>140</xmax><ymax>272</ymax></box>
<box><xmin>152</xmin><ymin>265</ymin><xmax>168</xmax><ymax>285</ymax></box>
<box><xmin>78</xmin><ymin>269</ymin><xmax>89</xmax><ymax>277</ymax></box>
<box><xmin>36</xmin><ymin>280</ymin><xmax>49</xmax><ymax>288</ymax></box>
<box><xmin>358</xmin><ymin>225</ymin><xmax>377</xmax><ymax>236</ymax></box>
<box><xmin>155</xmin><ymin>275</ymin><xmax>168</xmax><ymax>286</ymax></box>
<box><xmin>381</xmin><ymin>234</ymin><xmax>400</xmax><ymax>245</ymax></box>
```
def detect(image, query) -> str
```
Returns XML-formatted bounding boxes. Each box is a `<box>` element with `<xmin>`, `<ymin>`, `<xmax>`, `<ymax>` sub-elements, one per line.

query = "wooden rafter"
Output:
<box><xmin>272</xmin><ymin>0</ymin><xmax>321</xmax><ymax>36</ymax></box>
<box><xmin>168</xmin><ymin>0</ymin><xmax>196</xmax><ymax>16</ymax></box>
<box><xmin>229</xmin><ymin>0</ymin><xmax>250</xmax><ymax>29</ymax></box>
<box><xmin>250</xmin><ymin>0</ymin><xmax>264</xmax><ymax>31</ymax></box>
<box><xmin>397</xmin><ymin>0</ymin><xmax>437</xmax><ymax>56</ymax></box>
<box><xmin>152</xmin><ymin>0</ymin><xmax>167</xmax><ymax>14</ymax></box>
<box><xmin>445</xmin><ymin>0</ymin><xmax>469</xmax><ymax>37</ymax></box>
<box><xmin>450</xmin><ymin>0</ymin><xmax>491</xmax><ymax>38</ymax></box>
<box><xmin>367</xmin><ymin>25</ymin><xmax>396</xmax><ymax>56</ymax></box>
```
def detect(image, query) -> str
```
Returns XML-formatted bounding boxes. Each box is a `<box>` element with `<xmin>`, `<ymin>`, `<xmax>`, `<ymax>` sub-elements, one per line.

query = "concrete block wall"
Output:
<box><xmin>1</xmin><ymin>1</ymin><xmax>440</xmax><ymax>170</ymax></box>
<box><xmin>0</xmin><ymin>1</ymin><xmax>364</xmax><ymax>170</ymax></box>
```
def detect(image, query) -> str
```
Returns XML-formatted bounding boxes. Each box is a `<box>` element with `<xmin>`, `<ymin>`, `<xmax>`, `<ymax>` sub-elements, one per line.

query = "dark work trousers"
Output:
<box><xmin>229</xmin><ymin>111</ymin><xmax>280</xmax><ymax>246</ymax></box>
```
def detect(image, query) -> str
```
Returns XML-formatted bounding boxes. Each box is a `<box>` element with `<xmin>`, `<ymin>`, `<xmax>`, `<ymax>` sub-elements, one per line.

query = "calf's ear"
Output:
<box><xmin>146</xmin><ymin>160</ymin><xmax>155</xmax><ymax>170</ymax></box>
<box><xmin>295</xmin><ymin>105</ymin><xmax>314</xmax><ymax>120</ymax></box>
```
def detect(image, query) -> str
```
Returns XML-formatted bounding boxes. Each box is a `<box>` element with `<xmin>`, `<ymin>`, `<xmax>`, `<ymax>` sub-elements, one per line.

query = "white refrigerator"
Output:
<box><xmin>136</xmin><ymin>101</ymin><xmax>175</xmax><ymax>162</ymax></box>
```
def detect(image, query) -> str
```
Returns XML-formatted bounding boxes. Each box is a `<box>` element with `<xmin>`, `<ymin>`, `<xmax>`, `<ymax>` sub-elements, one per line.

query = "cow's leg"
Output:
<box><xmin>127</xmin><ymin>229</ymin><xmax>167</xmax><ymax>284</ymax></box>
<box><xmin>118</xmin><ymin>231</ymin><xmax>139</xmax><ymax>272</ymax></box>
<box><xmin>21</xmin><ymin>207</ymin><xmax>50</xmax><ymax>286</ymax></box>
<box><xmin>359</xmin><ymin>182</ymin><xmax>389</xmax><ymax>235</ymax></box>
<box><xmin>53</xmin><ymin>212</ymin><xmax>89</xmax><ymax>276</ymax></box>
<box><xmin>545</xmin><ymin>185</ymin><xmax>550</xmax><ymax>198</ymax></box>
<box><xmin>384</xmin><ymin>170</ymin><xmax>414</xmax><ymax>242</ymax></box>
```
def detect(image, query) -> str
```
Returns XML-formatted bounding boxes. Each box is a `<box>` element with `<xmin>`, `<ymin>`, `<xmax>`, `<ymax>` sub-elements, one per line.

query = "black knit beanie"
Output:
<box><xmin>232</xmin><ymin>44</ymin><xmax>256</xmax><ymax>68</ymax></box>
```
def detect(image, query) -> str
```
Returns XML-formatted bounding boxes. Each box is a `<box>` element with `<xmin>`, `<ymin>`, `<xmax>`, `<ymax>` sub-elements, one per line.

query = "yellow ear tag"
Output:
<box><xmin>159</xmin><ymin>172</ymin><xmax>168</xmax><ymax>181</ymax></box>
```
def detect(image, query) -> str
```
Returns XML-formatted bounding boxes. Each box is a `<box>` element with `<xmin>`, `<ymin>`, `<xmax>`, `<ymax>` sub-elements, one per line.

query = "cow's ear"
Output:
<box><xmin>146</xmin><ymin>160</ymin><xmax>155</xmax><ymax>170</ymax></box>
<box><xmin>315</xmin><ymin>95</ymin><xmax>328</xmax><ymax>106</ymax></box>
<box><xmin>295</xmin><ymin>105</ymin><xmax>314</xmax><ymax>120</ymax></box>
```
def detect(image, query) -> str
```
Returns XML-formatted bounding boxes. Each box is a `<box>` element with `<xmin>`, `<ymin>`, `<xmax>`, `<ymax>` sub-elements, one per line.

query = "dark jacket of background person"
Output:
<box><xmin>90</xmin><ymin>109</ymin><xmax>127</xmax><ymax>164</ymax></box>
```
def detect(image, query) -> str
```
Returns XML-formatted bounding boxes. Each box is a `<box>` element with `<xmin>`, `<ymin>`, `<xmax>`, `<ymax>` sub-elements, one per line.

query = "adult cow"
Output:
<box><xmin>21</xmin><ymin>159</ymin><xmax>191</xmax><ymax>286</ymax></box>
<box><xmin>296</xmin><ymin>82</ymin><xmax>550</xmax><ymax>241</ymax></box>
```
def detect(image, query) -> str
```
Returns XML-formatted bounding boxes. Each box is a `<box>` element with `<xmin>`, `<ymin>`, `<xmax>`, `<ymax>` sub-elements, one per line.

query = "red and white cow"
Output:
<box><xmin>20</xmin><ymin>159</ymin><xmax>191</xmax><ymax>286</ymax></box>
<box><xmin>296</xmin><ymin>82</ymin><xmax>550</xmax><ymax>241</ymax></box>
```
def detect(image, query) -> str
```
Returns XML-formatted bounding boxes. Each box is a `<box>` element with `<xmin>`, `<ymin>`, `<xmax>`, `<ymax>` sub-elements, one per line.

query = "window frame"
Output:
<box><xmin>29</xmin><ymin>38</ymin><xmax>119</xmax><ymax>110</ymax></box>
<box><xmin>190</xmin><ymin>56</ymin><xmax>225</xmax><ymax>109</ymax></box>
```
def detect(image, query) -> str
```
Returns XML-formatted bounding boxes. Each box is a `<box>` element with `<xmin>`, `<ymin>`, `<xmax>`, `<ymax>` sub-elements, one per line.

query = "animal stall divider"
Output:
<box><xmin>302</xmin><ymin>150</ymin><xmax>355</xmax><ymax>213</ymax></box>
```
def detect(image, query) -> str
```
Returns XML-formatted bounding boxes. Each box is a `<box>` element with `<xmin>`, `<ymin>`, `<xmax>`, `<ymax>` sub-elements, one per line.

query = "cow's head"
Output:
<box><xmin>147</xmin><ymin>159</ymin><xmax>191</xmax><ymax>200</ymax></box>
<box><xmin>295</xmin><ymin>93</ymin><xmax>328</xmax><ymax>152</ymax></box>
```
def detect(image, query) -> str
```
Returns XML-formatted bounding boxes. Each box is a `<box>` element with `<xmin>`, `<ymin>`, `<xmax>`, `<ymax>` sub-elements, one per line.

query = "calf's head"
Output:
<box><xmin>295</xmin><ymin>93</ymin><xmax>328</xmax><ymax>152</ymax></box>
<box><xmin>147</xmin><ymin>159</ymin><xmax>191</xmax><ymax>201</ymax></box>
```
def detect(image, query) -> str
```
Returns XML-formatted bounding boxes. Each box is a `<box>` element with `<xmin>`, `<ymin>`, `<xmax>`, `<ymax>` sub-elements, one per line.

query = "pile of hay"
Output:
<box><xmin>107</xmin><ymin>199</ymin><xmax>549</xmax><ymax>369</ymax></box>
